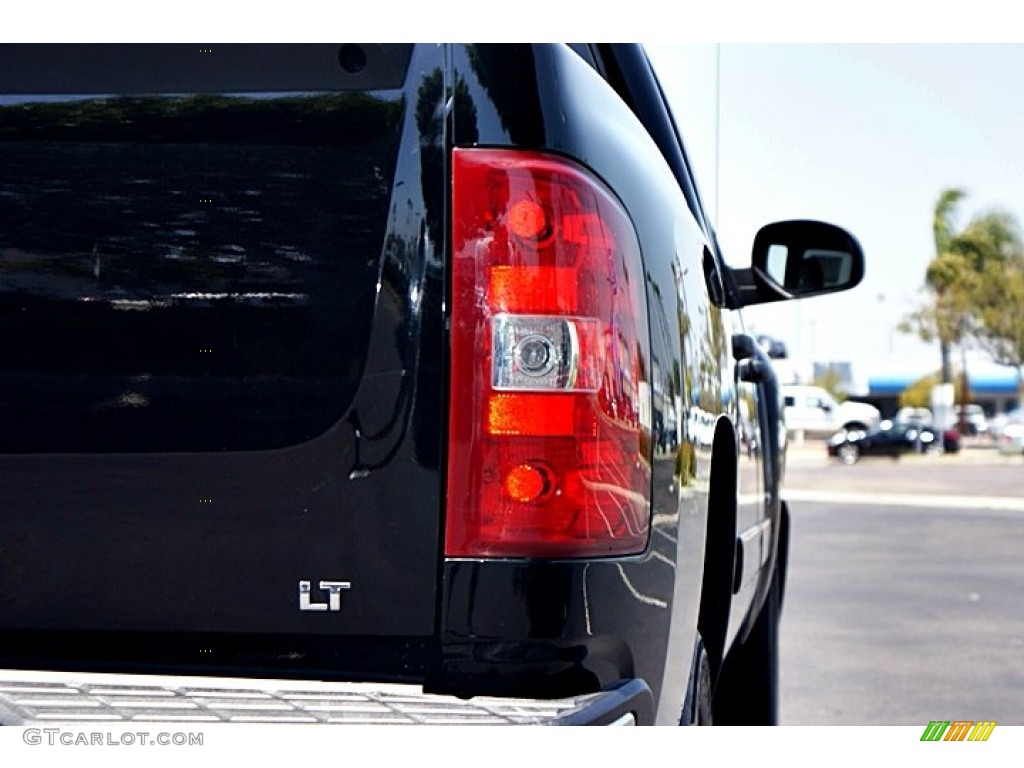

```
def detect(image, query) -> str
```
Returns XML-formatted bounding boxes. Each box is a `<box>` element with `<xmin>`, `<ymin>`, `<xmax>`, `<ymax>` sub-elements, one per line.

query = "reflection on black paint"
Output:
<box><xmin>415</xmin><ymin>69</ymin><xmax>477</xmax><ymax>247</ymax></box>
<box><xmin>404</xmin><ymin>71</ymin><xmax>476</xmax><ymax>470</ymax></box>
<box><xmin>0</xmin><ymin>93</ymin><xmax>401</xmax><ymax>144</ymax></box>
<box><xmin>0</xmin><ymin>93</ymin><xmax>403</xmax><ymax>453</ymax></box>
<box><xmin>464</xmin><ymin>45</ymin><xmax>543</xmax><ymax>146</ymax></box>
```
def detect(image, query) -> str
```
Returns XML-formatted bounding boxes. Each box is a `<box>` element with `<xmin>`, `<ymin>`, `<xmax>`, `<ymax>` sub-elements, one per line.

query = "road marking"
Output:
<box><xmin>785</xmin><ymin>489</ymin><xmax>1024</xmax><ymax>513</ymax></box>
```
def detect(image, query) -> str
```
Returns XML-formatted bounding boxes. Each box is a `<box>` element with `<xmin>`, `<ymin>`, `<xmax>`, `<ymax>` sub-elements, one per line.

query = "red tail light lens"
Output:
<box><xmin>446</xmin><ymin>148</ymin><xmax>651</xmax><ymax>558</ymax></box>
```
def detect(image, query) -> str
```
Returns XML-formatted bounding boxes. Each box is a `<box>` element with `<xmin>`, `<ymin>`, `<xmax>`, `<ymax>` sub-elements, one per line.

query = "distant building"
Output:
<box><xmin>866</xmin><ymin>367</ymin><xmax>1019</xmax><ymax>418</ymax></box>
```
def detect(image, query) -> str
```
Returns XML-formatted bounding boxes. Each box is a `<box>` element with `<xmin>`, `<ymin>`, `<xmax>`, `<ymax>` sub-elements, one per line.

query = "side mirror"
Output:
<box><xmin>729</xmin><ymin>220</ymin><xmax>864</xmax><ymax>307</ymax></box>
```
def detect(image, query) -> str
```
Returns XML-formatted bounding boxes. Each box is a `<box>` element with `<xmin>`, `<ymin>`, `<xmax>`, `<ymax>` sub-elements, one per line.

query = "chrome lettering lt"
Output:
<box><xmin>299</xmin><ymin>580</ymin><xmax>352</xmax><ymax>612</ymax></box>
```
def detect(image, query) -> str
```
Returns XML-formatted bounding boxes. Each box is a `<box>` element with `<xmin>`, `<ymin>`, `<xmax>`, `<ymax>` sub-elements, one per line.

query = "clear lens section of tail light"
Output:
<box><xmin>492</xmin><ymin>314</ymin><xmax>600</xmax><ymax>392</ymax></box>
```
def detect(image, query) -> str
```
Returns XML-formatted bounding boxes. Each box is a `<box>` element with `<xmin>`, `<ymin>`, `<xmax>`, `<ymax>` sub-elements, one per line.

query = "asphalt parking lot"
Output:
<box><xmin>780</xmin><ymin>439</ymin><xmax>1024</xmax><ymax>725</ymax></box>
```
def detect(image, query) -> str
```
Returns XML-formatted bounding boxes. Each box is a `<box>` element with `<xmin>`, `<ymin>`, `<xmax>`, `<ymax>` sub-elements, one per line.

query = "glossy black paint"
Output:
<box><xmin>0</xmin><ymin>44</ymin><xmax>413</xmax><ymax>94</ymax></box>
<box><xmin>0</xmin><ymin>106</ymin><xmax>398</xmax><ymax>452</ymax></box>
<box><xmin>0</xmin><ymin>45</ymin><xmax>449</xmax><ymax>644</ymax></box>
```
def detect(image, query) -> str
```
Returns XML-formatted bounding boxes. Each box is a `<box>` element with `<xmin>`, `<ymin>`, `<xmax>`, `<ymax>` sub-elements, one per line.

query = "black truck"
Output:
<box><xmin>0</xmin><ymin>44</ymin><xmax>862</xmax><ymax>725</ymax></box>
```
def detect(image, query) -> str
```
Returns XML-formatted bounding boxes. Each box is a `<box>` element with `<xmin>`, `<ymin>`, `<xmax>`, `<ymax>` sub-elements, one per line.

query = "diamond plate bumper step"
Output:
<box><xmin>0</xmin><ymin>669</ymin><xmax>649</xmax><ymax>725</ymax></box>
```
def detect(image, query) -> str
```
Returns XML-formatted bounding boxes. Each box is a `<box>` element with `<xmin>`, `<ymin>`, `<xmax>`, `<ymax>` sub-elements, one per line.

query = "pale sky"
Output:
<box><xmin>646</xmin><ymin>44</ymin><xmax>1024</xmax><ymax>382</ymax></box>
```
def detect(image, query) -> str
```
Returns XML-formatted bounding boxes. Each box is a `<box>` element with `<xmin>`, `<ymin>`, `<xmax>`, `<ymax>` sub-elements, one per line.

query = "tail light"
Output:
<box><xmin>446</xmin><ymin>148</ymin><xmax>651</xmax><ymax>558</ymax></box>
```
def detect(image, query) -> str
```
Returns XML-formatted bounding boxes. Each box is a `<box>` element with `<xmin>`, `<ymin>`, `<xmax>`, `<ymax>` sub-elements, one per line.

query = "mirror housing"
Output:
<box><xmin>729</xmin><ymin>220</ymin><xmax>864</xmax><ymax>308</ymax></box>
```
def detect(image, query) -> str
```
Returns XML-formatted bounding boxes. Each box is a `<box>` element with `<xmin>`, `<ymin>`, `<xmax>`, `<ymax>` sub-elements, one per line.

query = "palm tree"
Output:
<box><xmin>905</xmin><ymin>188</ymin><xmax>1024</xmax><ymax>390</ymax></box>
<box><xmin>929</xmin><ymin>187</ymin><xmax>967</xmax><ymax>384</ymax></box>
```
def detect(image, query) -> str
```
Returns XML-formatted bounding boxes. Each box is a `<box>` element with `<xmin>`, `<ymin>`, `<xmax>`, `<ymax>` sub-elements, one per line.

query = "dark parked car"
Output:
<box><xmin>0</xmin><ymin>44</ymin><xmax>863</xmax><ymax>725</ymax></box>
<box><xmin>827</xmin><ymin>420</ymin><xmax>950</xmax><ymax>464</ymax></box>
